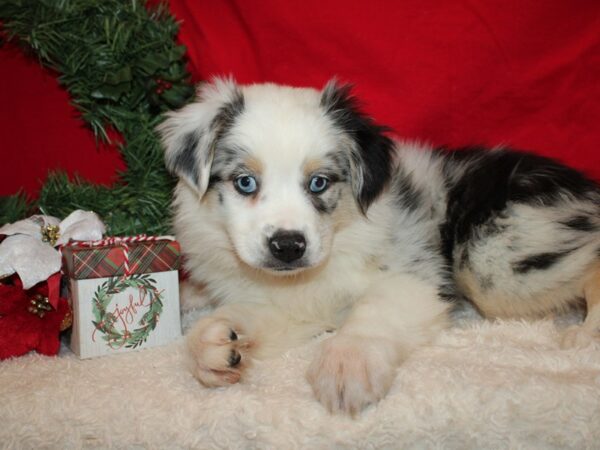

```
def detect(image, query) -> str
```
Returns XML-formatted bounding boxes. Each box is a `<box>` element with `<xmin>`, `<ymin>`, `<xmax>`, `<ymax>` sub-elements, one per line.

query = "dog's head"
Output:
<box><xmin>159</xmin><ymin>78</ymin><xmax>394</xmax><ymax>274</ymax></box>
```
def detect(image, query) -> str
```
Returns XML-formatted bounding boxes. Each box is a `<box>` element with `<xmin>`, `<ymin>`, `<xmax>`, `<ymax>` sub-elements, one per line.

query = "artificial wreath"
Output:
<box><xmin>0</xmin><ymin>0</ymin><xmax>195</xmax><ymax>235</ymax></box>
<box><xmin>92</xmin><ymin>274</ymin><xmax>163</xmax><ymax>349</ymax></box>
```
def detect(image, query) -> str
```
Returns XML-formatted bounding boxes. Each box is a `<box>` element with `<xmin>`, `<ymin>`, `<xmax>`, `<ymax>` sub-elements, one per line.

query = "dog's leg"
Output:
<box><xmin>306</xmin><ymin>273</ymin><xmax>450</xmax><ymax>416</ymax></box>
<box><xmin>179</xmin><ymin>280</ymin><xmax>212</xmax><ymax>312</ymax></box>
<box><xmin>187</xmin><ymin>302</ymin><xmax>325</xmax><ymax>387</ymax></box>
<box><xmin>561</xmin><ymin>265</ymin><xmax>600</xmax><ymax>349</ymax></box>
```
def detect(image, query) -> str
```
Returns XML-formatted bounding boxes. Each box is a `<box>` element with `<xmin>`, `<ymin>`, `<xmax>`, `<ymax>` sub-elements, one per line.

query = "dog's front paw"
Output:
<box><xmin>187</xmin><ymin>316</ymin><xmax>252</xmax><ymax>387</ymax></box>
<box><xmin>306</xmin><ymin>334</ymin><xmax>398</xmax><ymax>416</ymax></box>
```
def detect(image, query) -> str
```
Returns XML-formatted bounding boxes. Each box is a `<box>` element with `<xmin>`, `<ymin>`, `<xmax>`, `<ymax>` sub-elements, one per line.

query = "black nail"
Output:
<box><xmin>229</xmin><ymin>329</ymin><xmax>238</xmax><ymax>341</ymax></box>
<box><xmin>228</xmin><ymin>349</ymin><xmax>241</xmax><ymax>367</ymax></box>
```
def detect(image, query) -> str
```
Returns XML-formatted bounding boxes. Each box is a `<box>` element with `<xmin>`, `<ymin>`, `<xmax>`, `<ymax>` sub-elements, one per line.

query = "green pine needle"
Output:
<box><xmin>0</xmin><ymin>0</ymin><xmax>194</xmax><ymax>235</ymax></box>
<box><xmin>0</xmin><ymin>191</ymin><xmax>32</xmax><ymax>225</ymax></box>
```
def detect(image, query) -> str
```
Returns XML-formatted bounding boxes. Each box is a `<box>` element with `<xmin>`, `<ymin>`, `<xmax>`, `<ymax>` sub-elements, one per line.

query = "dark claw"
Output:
<box><xmin>229</xmin><ymin>329</ymin><xmax>238</xmax><ymax>341</ymax></box>
<box><xmin>228</xmin><ymin>349</ymin><xmax>241</xmax><ymax>367</ymax></box>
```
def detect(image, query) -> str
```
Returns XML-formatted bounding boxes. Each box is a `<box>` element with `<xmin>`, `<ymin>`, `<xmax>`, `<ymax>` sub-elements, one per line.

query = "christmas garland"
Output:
<box><xmin>92</xmin><ymin>274</ymin><xmax>163</xmax><ymax>349</ymax></box>
<box><xmin>0</xmin><ymin>0</ymin><xmax>194</xmax><ymax>234</ymax></box>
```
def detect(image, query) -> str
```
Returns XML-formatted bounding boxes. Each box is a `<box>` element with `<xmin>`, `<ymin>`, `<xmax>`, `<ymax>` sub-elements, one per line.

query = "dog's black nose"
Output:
<box><xmin>268</xmin><ymin>231</ymin><xmax>306</xmax><ymax>263</ymax></box>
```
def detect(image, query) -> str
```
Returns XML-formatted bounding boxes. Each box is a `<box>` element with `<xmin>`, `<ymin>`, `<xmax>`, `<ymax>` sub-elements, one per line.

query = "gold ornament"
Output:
<box><xmin>60</xmin><ymin>309</ymin><xmax>73</xmax><ymax>331</ymax></box>
<box><xmin>41</xmin><ymin>224</ymin><xmax>60</xmax><ymax>246</ymax></box>
<box><xmin>28</xmin><ymin>294</ymin><xmax>53</xmax><ymax>318</ymax></box>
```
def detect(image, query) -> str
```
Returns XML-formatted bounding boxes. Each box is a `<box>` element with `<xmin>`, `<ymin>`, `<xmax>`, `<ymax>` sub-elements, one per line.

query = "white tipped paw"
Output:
<box><xmin>306</xmin><ymin>334</ymin><xmax>397</xmax><ymax>416</ymax></box>
<box><xmin>560</xmin><ymin>325</ymin><xmax>598</xmax><ymax>349</ymax></box>
<box><xmin>187</xmin><ymin>317</ymin><xmax>251</xmax><ymax>387</ymax></box>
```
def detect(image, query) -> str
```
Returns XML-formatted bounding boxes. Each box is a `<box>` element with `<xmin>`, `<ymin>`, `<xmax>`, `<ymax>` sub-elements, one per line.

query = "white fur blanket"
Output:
<box><xmin>2</xmin><ymin>307</ymin><xmax>599</xmax><ymax>449</ymax></box>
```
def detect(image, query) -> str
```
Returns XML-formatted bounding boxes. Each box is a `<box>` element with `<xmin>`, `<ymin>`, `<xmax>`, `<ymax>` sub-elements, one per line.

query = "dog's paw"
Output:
<box><xmin>306</xmin><ymin>334</ymin><xmax>398</xmax><ymax>416</ymax></box>
<box><xmin>187</xmin><ymin>316</ymin><xmax>252</xmax><ymax>387</ymax></box>
<box><xmin>560</xmin><ymin>325</ymin><xmax>598</xmax><ymax>349</ymax></box>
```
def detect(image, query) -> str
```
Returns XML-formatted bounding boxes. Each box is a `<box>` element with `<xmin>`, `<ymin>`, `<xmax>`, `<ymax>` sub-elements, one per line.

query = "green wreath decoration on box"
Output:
<box><xmin>92</xmin><ymin>273</ymin><xmax>163</xmax><ymax>349</ymax></box>
<box><xmin>0</xmin><ymin>0</ymin><xmax>195</xmax><ymax>234</ymax></box>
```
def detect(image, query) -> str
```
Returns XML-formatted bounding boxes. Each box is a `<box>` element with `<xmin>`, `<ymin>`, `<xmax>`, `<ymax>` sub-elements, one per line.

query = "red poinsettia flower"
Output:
<box><xmin>0</xmin><ymin>273</ymin><xmax>70</xmax><ymax>359</ymax></box>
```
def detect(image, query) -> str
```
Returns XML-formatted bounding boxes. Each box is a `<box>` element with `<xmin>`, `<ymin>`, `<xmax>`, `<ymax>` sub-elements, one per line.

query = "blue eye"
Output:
<box><xmin>234</xmin><ymin>175</ymin><xmax>258</xmax><ymax>195</ymax></box>
<box><xmin>308</xmin><ymin>176</ymin><xmax>329</xmax><ymax>194</ymax></box>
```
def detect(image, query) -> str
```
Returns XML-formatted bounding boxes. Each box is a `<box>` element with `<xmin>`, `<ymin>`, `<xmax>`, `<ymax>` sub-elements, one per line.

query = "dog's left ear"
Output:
<box><xmin>320</xmin><ymin>80</ymin><xmax>394</xmax><ymax>213</ymax></box>
<box><xmin>157</xmin><ymin>77</ymin><xmax>245</xmax><ymax>198</ymax></box>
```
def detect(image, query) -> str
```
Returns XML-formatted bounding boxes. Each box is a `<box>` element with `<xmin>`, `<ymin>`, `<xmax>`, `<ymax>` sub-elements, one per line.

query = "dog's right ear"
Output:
<box><xmin>157</xmin><ymin>77</ymin><xmax>245</xmax><ymax>197</ymax></box>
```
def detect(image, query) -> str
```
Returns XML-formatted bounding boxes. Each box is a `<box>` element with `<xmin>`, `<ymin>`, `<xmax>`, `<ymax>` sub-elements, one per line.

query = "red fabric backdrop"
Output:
<box><xmin>1</xmin><ymin>0</ymin><xmax>599</xmax><ymax>197</ymax></box>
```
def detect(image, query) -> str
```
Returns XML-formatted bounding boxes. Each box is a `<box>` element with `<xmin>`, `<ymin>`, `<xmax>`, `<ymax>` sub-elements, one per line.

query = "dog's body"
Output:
<box><xmin>159</xmin><ymin>79</ymin><xmax>600</xmax><ymax>414</ymax></box>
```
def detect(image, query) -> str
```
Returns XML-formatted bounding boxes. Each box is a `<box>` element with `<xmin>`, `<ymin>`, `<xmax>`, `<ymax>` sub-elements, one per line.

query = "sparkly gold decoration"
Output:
<box><xmin>41</xmin><ymin>224</ymin><xmax>61</xmax><ymax>246</ymax></box>
<box><xmin>60</xmin><ymin>309</ymin><xmax>73</xmax><ymax>331</ymax></box>
<box><xmin>28</xmin><ymin>294</ymin><xmax>53</xmax><ymax>318</ymax></box>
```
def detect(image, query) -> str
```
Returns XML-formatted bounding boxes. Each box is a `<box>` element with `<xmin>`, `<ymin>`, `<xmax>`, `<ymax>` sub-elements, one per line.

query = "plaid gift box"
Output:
<box><xmin>61</xmin><ymin>236</ymin><xmax>182</xmax><ymax>359</ymax></box>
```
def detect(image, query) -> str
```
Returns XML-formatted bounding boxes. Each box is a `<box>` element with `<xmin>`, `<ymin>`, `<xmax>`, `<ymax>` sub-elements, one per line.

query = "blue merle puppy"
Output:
<box><xmin>159</xmin><ymin>78</ymin><xmax>600</xmax><ymax>415</ymax></box>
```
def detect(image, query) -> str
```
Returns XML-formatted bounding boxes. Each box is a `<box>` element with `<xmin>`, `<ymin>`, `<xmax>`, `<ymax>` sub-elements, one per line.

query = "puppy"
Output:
<box><xmin>158</xmin><ymin>78</ymin><xmax>600</xmax><ymax>415</ymax></box>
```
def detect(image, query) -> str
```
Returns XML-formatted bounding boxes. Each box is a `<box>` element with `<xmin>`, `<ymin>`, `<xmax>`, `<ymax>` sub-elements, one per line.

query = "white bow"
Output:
<box><xmin>0</xmin><ymin>210</ymin><xmax>105</xmax><ymax>289</ymax></box>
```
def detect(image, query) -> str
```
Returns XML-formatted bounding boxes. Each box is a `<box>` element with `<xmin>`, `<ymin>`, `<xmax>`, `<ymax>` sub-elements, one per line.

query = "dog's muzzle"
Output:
<box><xmin>268</xmin><ymin>230</ymin><xmax>306</xmax><ymax>263</ymax></box>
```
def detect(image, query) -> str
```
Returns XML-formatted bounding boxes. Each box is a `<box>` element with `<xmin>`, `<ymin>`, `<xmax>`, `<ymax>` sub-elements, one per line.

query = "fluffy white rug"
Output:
<box><xmin>1</xmin><ymin>306</ymin><xmax>599</xmax><ymax>449</ymax></box>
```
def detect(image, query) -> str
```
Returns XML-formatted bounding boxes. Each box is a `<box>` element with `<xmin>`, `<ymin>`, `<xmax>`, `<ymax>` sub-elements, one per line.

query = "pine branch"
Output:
<box><xmin>0</xmin><ymin>191</ymin><xmax>32</xmax><ymax>225</ymax></box>
<box><xmin>0</xmin><ymin>0</ymin><xmax>194</xmax><ymax>235</ymax></box>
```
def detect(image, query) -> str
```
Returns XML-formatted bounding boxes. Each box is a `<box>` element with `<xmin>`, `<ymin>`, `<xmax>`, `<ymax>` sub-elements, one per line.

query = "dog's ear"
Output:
<box><xmin>320</xmin><ymin>80</ymin><xmax>394</xmax><ymax>213</ymax></box>
<box><xmin>157</xmin><ymin>77</ymin><xmax>245</xmax><ymax>197</ymax></box>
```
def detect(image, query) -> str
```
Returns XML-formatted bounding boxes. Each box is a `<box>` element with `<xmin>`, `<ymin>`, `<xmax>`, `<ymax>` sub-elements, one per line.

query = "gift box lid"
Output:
<box><xmin>61</xmin><ymin>236</ymin><xmax>181</xmax><ymax>280</ymax></box>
